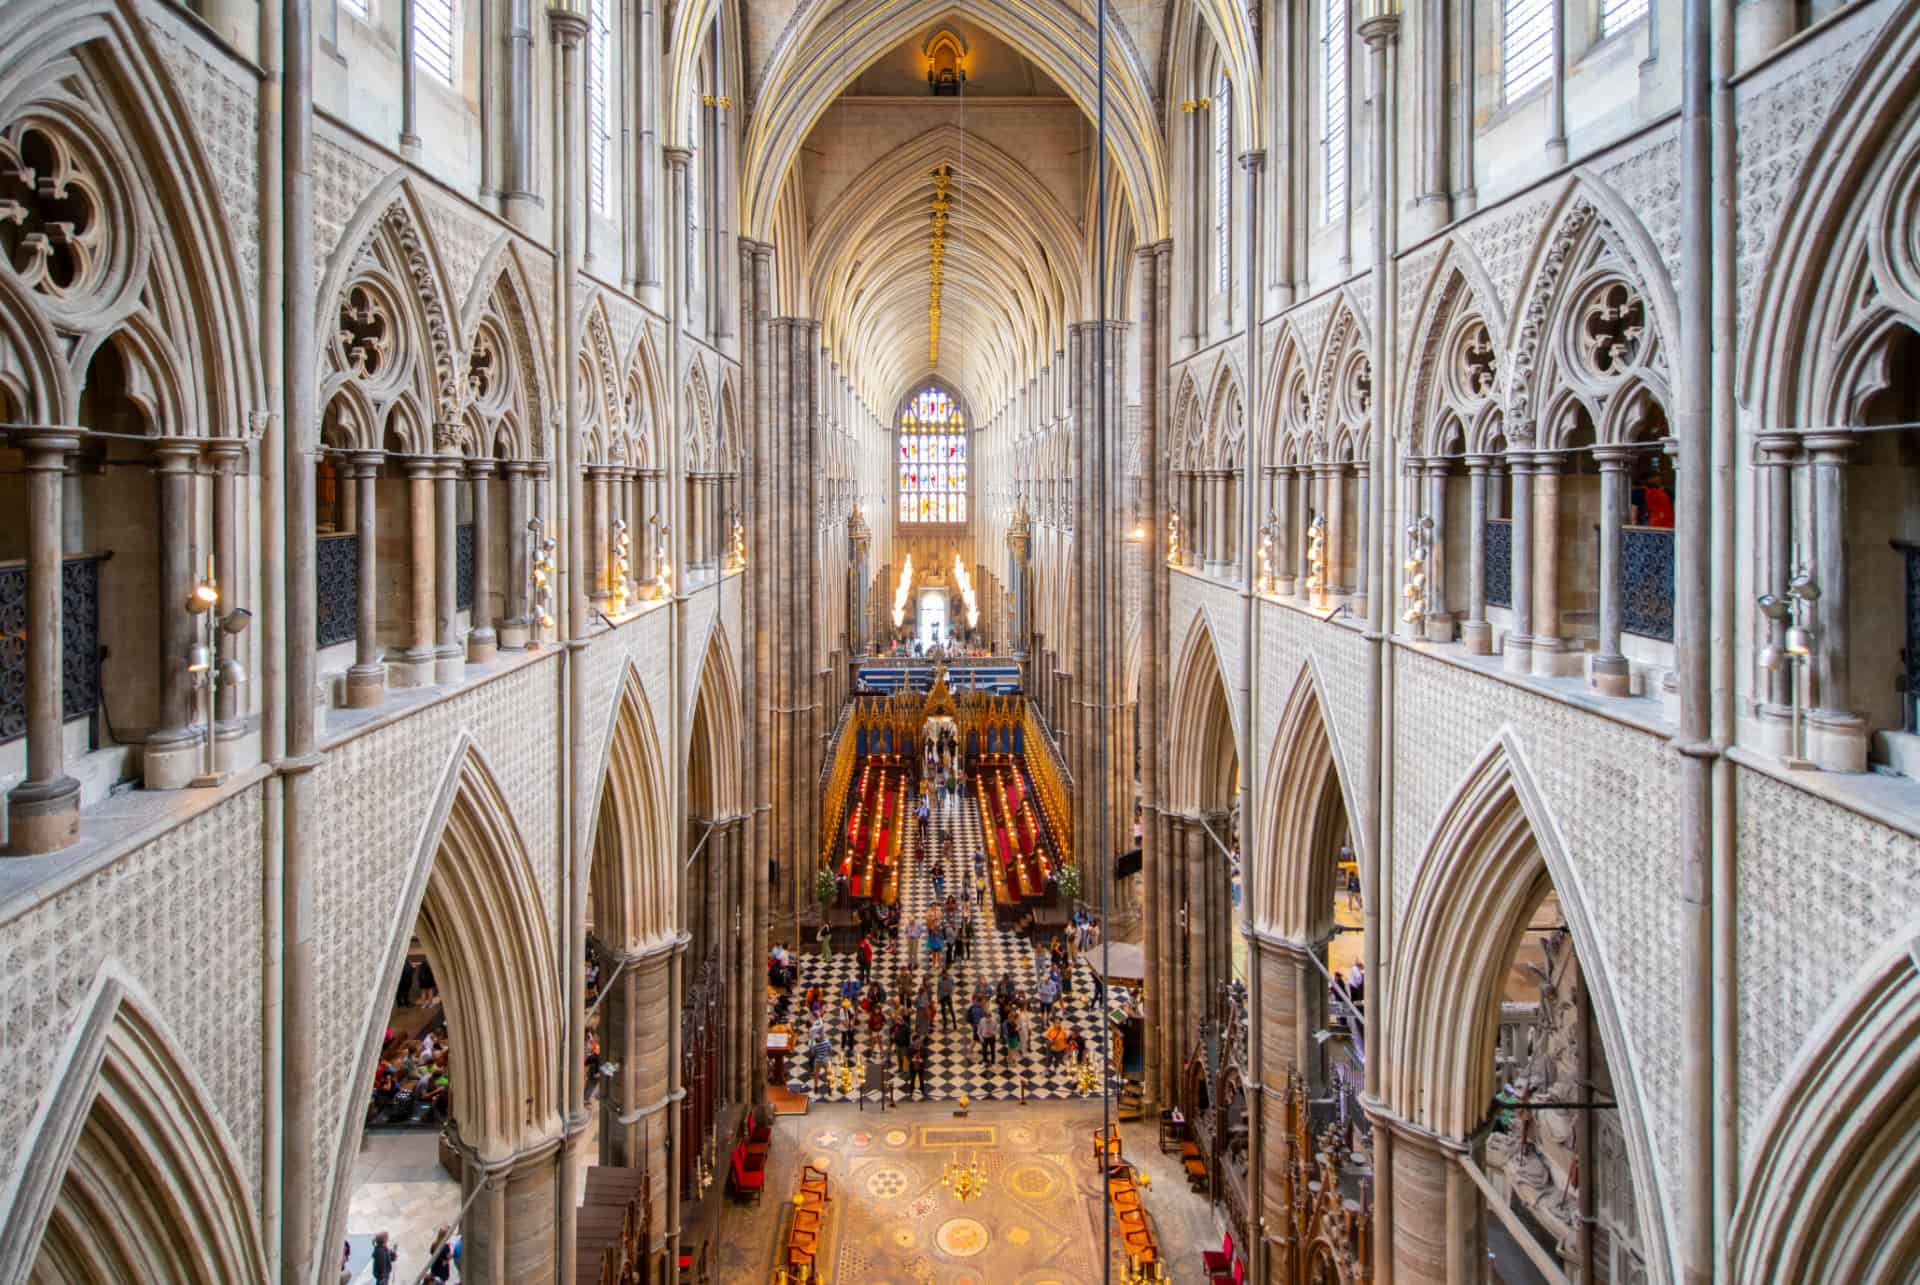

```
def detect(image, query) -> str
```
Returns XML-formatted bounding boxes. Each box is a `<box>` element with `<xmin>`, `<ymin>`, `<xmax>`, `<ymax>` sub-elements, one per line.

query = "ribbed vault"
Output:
<box><xmin>810</xmin><ymin>125</ymin><xmax>1082</xmax><ymax>415</ymax></box>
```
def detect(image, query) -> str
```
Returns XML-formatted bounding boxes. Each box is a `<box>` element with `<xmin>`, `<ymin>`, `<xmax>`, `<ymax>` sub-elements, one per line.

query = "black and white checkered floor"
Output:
<box><xmin>778</xmin><ymin>788</ymin><xmax>1111</xmax><ymax>1103</ymax></box>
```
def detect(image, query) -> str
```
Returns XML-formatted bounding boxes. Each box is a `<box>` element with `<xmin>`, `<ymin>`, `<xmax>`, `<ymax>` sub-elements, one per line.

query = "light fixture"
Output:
<box><xmin>941</xmin><ymin>1151</ymin><xmax>989</xmax><ymax>1202</ymax></box>
<box><xmin>892</xmin><ymin>553</ymin><xmax>915</xmax><ymax>629</ymax></box>
<box><xmin>646</xmin><ymin>515</ymin><xmax>673</xmax><ymax>600</ymax></box>
<box><xmin>952</xmin><ymin>554</ymin><xmax>979</xmax><ymax>629</ymax></box>
<box><xmin>1305</xmin><ymin>512</ymin><xmax>1328</xmax><ymax>600</ymax></box>
<box><xmin>1166</xmin><ymin>505</ymin><xmax>1183</xmax><ymax>567</ymax></box>
<box><xmin>1757</xmin><ymin>566</ymin><xmax>1819</xmax><ymax>768</ymax></box>
<box><xmin>608</xmin><ymin>517</ymin><xmax>633</xmax><ymax>616</ymax></box>
<box><xmin>1402</xmin><ymin>514</ymin><xmax>1434</xmax><ymax>627</ymax></box>
<box><xmin>187</xmin><ymin>556</ymin><xmax>253</xmax><ymax>788</ymax></box>
<box><xmin>528</xmin><ymin>518</ymin><xmax>557</xmax><ymax>641</ymax></box>
<box><xmin>727</xmin><ymin>505</ymin><xmax>747</xmax><ymax>573</ymax></box>
<box><xmin>1256</xmin><ymin>510</ymin><xmax>1279</xmax><ymax>594</ymax></box>
<box><xmin>1179</xmin><ymin>97</ymin><xmax>1211</xmax><ymax>112</ymax></box>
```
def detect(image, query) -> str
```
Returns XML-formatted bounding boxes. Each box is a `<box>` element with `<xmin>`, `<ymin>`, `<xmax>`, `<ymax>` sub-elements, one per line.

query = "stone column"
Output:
<box><xmin>6</xmin><ymin>429</ymin><xmax>82</xmax><ymax>855</ymax></box>
<box><xmin>587</xmin><ymin>465</ymin><xmax>613</xmax><ymax>607</ymax></box>
<box><xmin>1294</xmin><ymin>466</ymin><xmax>1312</xmax><ymax>592</ymax></box>
<box><xmin>346</xmin><ymin>453</ymin><xmax>388</xmax><ymax>705</ymax></box>
<box><xmin>1207</xmin><ymin>472</ymin><xmax>1228</xmax><ymax>577</ymax></box>
<box><xmin>1423</xmin><ymin>459</ymin><xmax>1453</xmax><ymax>640</ymax></box>
<box><xmin>1352</xmin><ymin>460</ymin><xmax>1370</xmax><ymax>615</ymax></box>
<box><xmin>1462</xmin><ymin>455</ymin><xmax>1493</xmax><ymax>654</ymax></box>
<box><xmin>1753</xmin><ymin>432</ymin><xmax>1797</xmax><ymax>718</ymax></box>
<box><xmin>433</xmin><ymin>453</ymin><xmax>465</xmax><ymax>685</ymax></box>
<box><xmin>144</xmin><ymin>440</ymin><xmax>204</xmax><ymax>790</ymax></box>
<box><xmin>206</xmin><ymin>439</ymin><xmax>248</xmax><ymax>740</ymax></box>
<box><xmin>1591</xmin><ymin>446</ymin><xmax>1633</xmax><ymax>695</ymax></box>
<box><xmin>500</xmin><ymin>461</ymin><xmax>531</xmax><ymax>649</ymax></box>
<box><xmin>1374</xmin><ymin>1115</ymin><xmax>1482</xmax><ymax>1285</ymax></box>
<box><xmin>1324</xmin><ymin>464</ymin><xmax>1347</xmax><ymax>599</ymax></box>
<box><xmin>1805</xmin><ymin>431</ymin><xmax>1866</xmax><ymax>771</ymax></box>
<box><xmin>468</xmin><ymin>459</ymin><xmax>498</xmax><ymax>662</ymax></box>
<box><xmin>1274</xmin><ymin>466</ymin><xmax>1296</xmax><ymax>595</ymax></box>
<box><xmin>399</xmin><ymin>456</ymin><xmax>439</xmax><ymax>687</ymax></box>
<box><xmin>1530</xmin><ymin>455</ymin><xmax>1575</xmax><ymax>677</ymax></box>
<box><xmin>1412</xmin><ymin>0</ymin><xmax>1451</xmax><ymax>236</ymax></box>
<box><xmin>458</xmin><ymin>1137</ymin><xmax>564</xmax><ymax>1285</ymax></box>
<box><xmin>601</xmin><ymin>943</ymin><xmax>675</xmax><ymax>1266</ymax></box>
<box><xmin>1505</xmin><ymin>454</ymin><xmax>1535</xmax><ymax>673</ymax></box>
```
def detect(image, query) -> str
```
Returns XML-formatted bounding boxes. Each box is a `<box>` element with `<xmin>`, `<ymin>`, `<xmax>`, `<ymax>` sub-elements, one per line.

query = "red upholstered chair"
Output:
<box><xmin>1203</xmin><ymin>1229</ymin><xmax>1235</xmax><ymax>1277</ymax></box>
<box><xmin>729</xmin><ymin>1144</ymin><xmax>765</xmax><ymax>1203</ymax></box>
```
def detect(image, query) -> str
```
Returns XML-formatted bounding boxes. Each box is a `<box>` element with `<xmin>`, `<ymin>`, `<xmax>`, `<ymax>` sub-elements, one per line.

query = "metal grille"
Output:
<box><xmin>1485</xmin><ymin>517</ymin><xmax>1512</xmax><ymax>609</ymax></box>
<box><xmin>1602</xmin><ymin>0</ymin><xmax>1649</xmax><ymax>37</ymax></box>
<box><xmin>414</xmin><ymin>0</ymin><xmax>456</xmax><ymax>86</ymax></box>
<box><xmin>1503</xmin><ymin>0</ymin><xmax>1553</xmax><ymax>102</ymax></box>
<box><xmin>1622</xmin><ymin>527</ymin><xmax>1674</xmax><ymax>640</ymax></box>
<box><xmin>456</xmin><ymin>522</ymin><xmax>475</xmax><ymax>611</ymax></box>
<box><xmin>316</xmin><ymin>533</ymin><xmax>360</xmax><ymax>648</ymax></box>
<box><xmin>1322</xmin><ymin>0</ymin><xmax>1348</xmax><ymax>219</ymax></box>
<box><xmin>0</xmin><ymin>555</ymin><xmax>103</xmax><ymax>745</ymax></box>
<box><xmin>1903</xmin><ymin>543</ymin><xmax>1920</xmax><ymax>728</ymax></box>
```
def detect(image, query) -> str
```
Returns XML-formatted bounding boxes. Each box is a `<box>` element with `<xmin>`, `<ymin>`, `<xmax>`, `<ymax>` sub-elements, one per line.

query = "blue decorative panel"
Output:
<box><xmin>456</xmin><ymin>522</ymin><xmax>475</xmax><ymax>611</ymax></box>
<box><xmin>315</xmin><ymin>533</ymin><xmax>359</xmax><ymax>648</ymax></box>
<box><xmin>1485</xmin><ymin>518</ymin><xmax>1512</xmax><ymax>609</ymax></box>
<box><xmin>0</xmin><ymin>555</ymin><xmax>103</xmax><ymax>745</ymax></box>
<box><xmin>1622</xmin><ymin>527</ymin><xmax>1674</xmax><ymax>641</ymax></box>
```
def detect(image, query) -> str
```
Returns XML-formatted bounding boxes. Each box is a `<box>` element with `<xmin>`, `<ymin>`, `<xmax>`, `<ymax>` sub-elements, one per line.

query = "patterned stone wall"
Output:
<box><xmin>1733</xmin><ymin>765</ymin><xmax>1920</xmax><ymax>1154</ymax></box>
<box><xmin>304</xmin><ymin>655</ymin><xmax>564</xmax><ymax>1250</ymax></box>
<box><xmin>1168</xmin><ymin>568</ymin><xmax>1247</xmax><ymax>740</ymax></box>
<box><xmin>0</xmin><ymin>785</ymin><xmax>266</xmax><ymax>1205</ymax></box>
<box><xmin>1389</xmin><ymin>645</ymin><xmax>1681</xmax><ymax>1227</ymax></box>
<box><xmin>1253</xmin><ymin>601</ymin><xmax>1370</xmax><ymax>806</ymax></box>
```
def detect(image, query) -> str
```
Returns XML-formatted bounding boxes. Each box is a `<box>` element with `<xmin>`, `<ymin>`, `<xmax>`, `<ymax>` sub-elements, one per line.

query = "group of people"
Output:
<box><xmin>368</xmin><ymin>1036</ymin><xmax>451</xmax><ymax>1126</ymax></box>
<box><xmin>855</xmin><ymin>879</ymin><xmax>979</xmax><ymax>986</ymax></box>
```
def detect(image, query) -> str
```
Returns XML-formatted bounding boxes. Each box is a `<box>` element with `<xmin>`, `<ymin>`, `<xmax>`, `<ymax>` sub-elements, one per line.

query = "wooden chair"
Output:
<box><xmin>729</xmin><ymin>1145</ymin><xmax>765</xmax><ymax>1203</ymax></box>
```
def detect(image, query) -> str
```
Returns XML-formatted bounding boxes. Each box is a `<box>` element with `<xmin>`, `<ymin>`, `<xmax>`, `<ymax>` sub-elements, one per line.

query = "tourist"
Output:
<box><xmin>1348</xmin><ymin>961</ymin><xmax>1366</xmax><ymax>1009</ymax></box>
<box><xmin>857</xmin><ymin>935</ymin><xmax>873</xmax><ymax>986</ymax></box>
<box><xmin>428</xmin><ymin>1230</ymin><xmax>453</xmax><ymax>1284</ymax></box>
<box><xmin>976</xmin><ymin>1005</ymin><xmax>998</xmax><ymax>1066</ymax></box>
<box><xmin>931</xmin><ymin>859</ymin><xmax>946</xmax><ymax>901</ymax></box>
<box><xmin>938</xmin><ymin>968</ymin><xmax>957</xmax><ymax>1028</ymax></box>
<box><xmin>1037</xmin><ymin>970</ymin><xmax>1059</xmax><ymax>1017</ymax></box>
<box><xmin>906</xmin><ymin>918</ymin><xmax>923</xmax><ymax>971</ymax></box>
<box><xmin>817</xmin><ymin>920</ymin><xmax>834</xmax><ymax>960</ymax></box>
<box><xmin>395</xmin><ymin>957</ymin><xmax>418</xmax><ymax>1009</ymax></box>
<box><xmin>1046</xmin><ymin>1018</ymin><xmax>1069</xmax><ymax>1067</ymax></box>
<box><xmin>371</xmin><ymin>1232</ymin><xmax>397</xmax><ymax>1285</ymax></box>
<box><xmin>414</xmin><ymin>957</ymin><xmax>438</xmax><ymax>1006</ymax></box>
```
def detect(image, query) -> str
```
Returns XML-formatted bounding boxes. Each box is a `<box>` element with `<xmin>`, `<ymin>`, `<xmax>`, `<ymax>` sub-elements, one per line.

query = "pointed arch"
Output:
<box><xmin>1398</xmin><ymin>240</ymin><xmax>1508</xmax><ymax>454</ymax></box>
<box><xmin>318</xmin><ymin>738</ymin><xmax>564</xmax><ymax>1256</ymax></box>
<box><xmin>1382</xmin><ymin>730</ymin><xmax>1671</xmax><ymax>1275</ymax></box>
<box><xmin>1730</xmin><ymin>923</ymin><xmax>1920</xmax><ymax>1284</ymax></box>
<box><xmin>1166</xmin><ymin>609</ymin><xmax>1239</xmax><ymax>813</ymax></box>
<box><xmin>588</xmin><ymin>662</ymin><xmax>678</xmax><ymax>952</ymax></box>
<box><xmin>0</xmin><ymin>967</ymin><xmax>269</xmax><ymax>1285</ymax></box>
<box><xmin>688</xmin><ymin>620</ymin><xmax>744</xmax><ymax>818</ymax></box>
<box><xmin>1253</xmin><ymin>661</ymin><xmax>1362</xmax><ymax>940</ymax></box>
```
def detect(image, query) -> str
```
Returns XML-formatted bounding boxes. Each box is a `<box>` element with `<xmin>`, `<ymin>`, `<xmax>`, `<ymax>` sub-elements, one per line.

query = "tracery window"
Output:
<box><xmin>1214</xmin><ymin>80</ymin><xmax>1232</xmax><ymax>295</ymax></box>
<box><xmin>414</xmin><ymin>0</ymin><xmax>456</xmax><ymax>85</ymax></box>
<box><xmin>1503</xmin><ymin>0</ymin><xmax>1553</xmax><ymax>103</ymax></box>
<box><xmin>1601</xmin><ymin>0</ymin><xmax>1648</xmax><ymax>36</ymax></box>
<box><xmin>1321</xmin><ymin>0</ymin><xmax>1348</xmax><ymax>220</ymax></box>
<box><xmin>589</xmin><ymin>0</ymin><xmax>616</xmax><ymax>216</ymax></box>
<box><xmin>341</xmin><ymin>0</ymin><xmax>369</xmax><ymax>18</ymax></box>
<box><xmin>898</xmin><ymin>386</ymin><xmax>968</xmax><ymax>525</ymax></box>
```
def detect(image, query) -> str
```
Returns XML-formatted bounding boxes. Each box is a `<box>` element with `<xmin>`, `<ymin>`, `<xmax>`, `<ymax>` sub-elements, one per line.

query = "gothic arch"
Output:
<box><xmin>1381</xmin><ymin>731</ymin><xmax>1670</xmax><ymax>1276</ymax></box>
<box><xmin>1309</xmin><ymin>295</ymin><xmax>1372</xmax><ymax>447</ymax></box>
<box><xmin>0</xmin><ymin>0</ymin><xmax>262</xmax><ymax>433</ymax></box>
<box><xmin>688</xmin><ymin>621</ymin><xmax>745</xmax><ymax>818</ymax></box>
<box><xmin>319</xmin><ymin>737</ymin><xmax>564</xmax><ymax>1254</ymax></box>
<box><xmin>1741</xmin><ymin>0</ymin><xmax>1920</xmax><ymax>424</ymax></box>
<box><xmin>0</xmin><ymin>968</ymin><xmax>269</xmax><ymax>1285</ymax></box>
<box><xmin>587</xmin><ymin>662</ymin><xmax>678</xmax><ymax>952</ymax></box>
<box><xmin>1252</xmin><ymin>660</ymin><xmax>1362</xmax><ymax>940</ymax></box>
<box><xmin>1165</xmin><ymin>610</ymin><xmax>1239</xmax><ymax>813</ymax></box>
<box><xmin>1729</xmin><ymin>924</ymin><xmax>1920</xmax><ymax>1283</ymax></box>
<box><xmin>1399</xmin><ymin>242</ymin><xmax>1507</xmax><ymax>455</ymax></box>
<box><xmin>463</xmin><ymin>241</ymin><xmax>551</xmax><ymax>459</ymax></box>
<box><xmin>1259</xmin><ymin>322</ymin><xmax>1313</xmax><ymax>464</ymax></box>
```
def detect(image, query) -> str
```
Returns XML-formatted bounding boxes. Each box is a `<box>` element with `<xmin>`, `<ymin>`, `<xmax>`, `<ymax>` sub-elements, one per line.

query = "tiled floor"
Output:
<box><xmin>776</xmin><ymin>789</ymin><xmax>1114</xmax><ymax>1104</ymax></box>
<box><xmin>340</xmin><ymin>1132</ymin><xmax>460</xmax><ymax>1284</ymax></box>
<box><xmin>709</xmin><ymin>1098</ymin><xmax>1224</xmax><ymax>1284</ymax></box>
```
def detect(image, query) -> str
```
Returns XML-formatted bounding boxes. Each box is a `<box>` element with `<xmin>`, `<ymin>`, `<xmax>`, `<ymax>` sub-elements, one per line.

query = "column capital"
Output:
<box><xmin>400</xmin><ymin>453</ymin><xmax>440</xmax><ymax>478</ymax></box>
<box><xmin>546</xmin><ymin>6</ymin><xmax>589</xmax><ymax>46</ymax></box>
<box><xmin>149</xmin><ymin>437</ymin><xmax>201</xmax><ymax>471</ymax></box>
<box><xmin>345</xmin><ymin>449</ymin><xmax>385</xmax><ymax>479</ymax></box>
<box><xmin>1590</xmin><ymin>444</ymin><xmax>1637</xmax><ymax>470</ymax></box>
<box><xmin>1357</xmin><ymin>10</ymin><xmax>1402</xmax><ymax>49</ymax></box>
<box><xmin>467</xmin><ymin>456</ymin><xmax>499</xmax><ymax>480</ymax></box>
<box><xmin>663</xmin><ymin>145</ymin><xmax>693</xmax><ymax>172</ymax></box>
<box><xmin>1462</xmin><ymin>453</ymin><xmax>1500</xmax><ymax>473</ymax></box>
<box><xmin>1752</xmin><ymin>429</ymin><xmax>1804</xmax><ymax>461</ymax></box>
<box><xmin>5</xmin><ymin>426</ymin><xmax>83</xmax><ymax>465</ymax></box>
<box><xmin>203</xmin><ymin>437</ymin><xmax>249</xmax><ymax>472</ymax></box>
<box><xmin>1237</xmin><ymin>149</ymin><xmax>1267</xmax><ymax>175</ymax></box>
<box><xmin>1801</xmin><ymin>429</ymin><xmax>1859</xmax><ymax>459</ymax></box>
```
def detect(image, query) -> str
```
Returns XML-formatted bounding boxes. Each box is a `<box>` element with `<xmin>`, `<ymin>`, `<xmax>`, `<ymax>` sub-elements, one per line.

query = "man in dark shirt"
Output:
<box><xmin>370</xmin><ymin>1231</ymin><xmax>397</xmax><ymax>1284</ymax></box>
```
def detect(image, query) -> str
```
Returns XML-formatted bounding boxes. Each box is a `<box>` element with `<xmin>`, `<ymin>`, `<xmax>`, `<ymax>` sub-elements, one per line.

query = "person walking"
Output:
<box><xmin>938</xmin><ymin>968</ymin><xmax>956</xmax><ymax>1029</ymax></box>
<box><xmin>907</xmin><ymin>918</ymin><xmax>923</xmax><ymax>972</ymax></box>
<box><xmin>370</xmin><ymin>1232</ymin><xmax>397</xmax><ymax>1285</ymax></box>
<box><xmin>977</xmin><ymin>1004</ymin><xmax>998</xmax><ymax>1067</ymax></box>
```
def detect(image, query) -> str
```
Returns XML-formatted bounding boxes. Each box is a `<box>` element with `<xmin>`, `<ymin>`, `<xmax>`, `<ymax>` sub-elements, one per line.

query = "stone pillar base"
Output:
<box><xmin>142</xmin><ymin>734</ymin><xmax>203</xmax><ymax>790</ymax></box>
<box><xmin>1502</xmin><ymin>635</ymin><xmax>1532</xmax><ymax>673</ymax></box>
<box><xmin>1809</xmin><ymin>710</ymin><xmax>1869</xmax><ymax>774</ymax></box>
<box><xmin>434</xmin><ymin>647</ymin><xmax>467</xmax><ymax>685</ymax></box>
<box><xmin>7</xmin><ymin>774</ymin><xmax>80</xmax><ymax>855</ymax></box>
<box><xmin>345</xmin><ymin>663</ymin><xmax>387</xmax><ymax>709</ymax></box>
<box><xmin>467</xmin><ymin>632</ymin><xmax>499</xmax><ymax>664</ymax></box>
<box><xmin>1276</xmin><ymin>575</ymin><xmax>1297</xmax><ymax>596</ymax></box>
<box><xmin>390</xmin><ymin>650</ymin><xmax>439</xmax><ymax>689</ymax></box>
<box><xmin>1530</xmin><ymin>639</ymin><xmax>1584</xmax><ymax>678</ymax></box>
<box><xmin>1460</xmin><ymin>620</ymin><xmax>1492</xmax><ymax>654</ymax></box>
<box><xmin>498</xmin><ymin>619</ymin><xmax>531</xmax><ymax>649</ymax></box>
<box><xmin>1589</xmin><ymin>654</ymin><xmax>1632</xmax><ymax>698</ymax></box>
<box><xmin>1422</xmin><ymin>613</ymin><xmax>1454</xmax><ymax>644</ymax></box>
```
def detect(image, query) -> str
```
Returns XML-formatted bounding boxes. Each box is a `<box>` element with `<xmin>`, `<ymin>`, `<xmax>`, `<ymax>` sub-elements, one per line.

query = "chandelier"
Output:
<box><xmin>1120</xmin><ymin>1256</ymin><xmax>1167</xmax><ymax>1283</ymax></box>
<box><xmin>941</xmin><ymin>1151</ymin><xmax>989</xmax><ymax>1202</ymax></box>
<box><xmin>892</xmin><ymin>553</ymin><xmax>915</xmax><ymax>627</ymax></box>
<box><xmin>1076</xmin><ymin>1061</ymin><xmax>1098</xmax><ymax>1097</ymax></box>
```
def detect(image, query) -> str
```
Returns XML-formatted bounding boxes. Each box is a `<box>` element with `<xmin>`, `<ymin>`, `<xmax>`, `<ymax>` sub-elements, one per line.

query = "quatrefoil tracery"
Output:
<box><xmin>339</xmin><ymin>283</ymin><xmax>392</xmax><ymax>379</ymax></box>
<box><xmin>0</xmin><ymin>123</ymin><xmax>106</xmax><ymax>303</ymax></box>
<box><xmin>1577</xmin><ymin>280</ymin><xmax>1647</xmax><ymax>382</ymax></box>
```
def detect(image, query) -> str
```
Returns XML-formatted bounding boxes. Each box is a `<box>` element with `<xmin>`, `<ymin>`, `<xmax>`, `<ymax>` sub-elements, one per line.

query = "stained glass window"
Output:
<box><xmin>897</xmin><ymin>386</ymin><xmax>968</xmax><ymax>525</ymax></box>
<box><xmin>1322</xmin><ymin>0</ymin><xmax>1348</xmax><ymax>221</ymax></box>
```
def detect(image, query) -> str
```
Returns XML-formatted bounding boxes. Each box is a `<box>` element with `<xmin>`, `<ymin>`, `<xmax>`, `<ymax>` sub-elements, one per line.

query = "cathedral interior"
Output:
<box><xmin>0</xmin><ymin>0</ymin><xmax>1917</xmax><ymax>1280</ymax></box>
